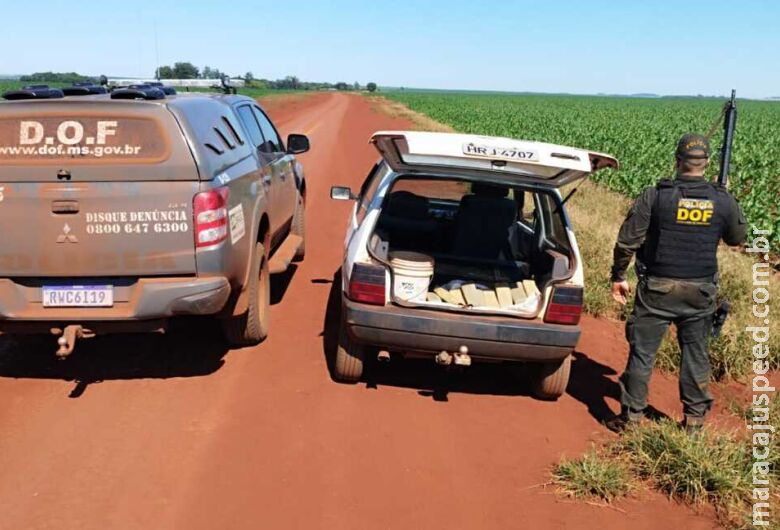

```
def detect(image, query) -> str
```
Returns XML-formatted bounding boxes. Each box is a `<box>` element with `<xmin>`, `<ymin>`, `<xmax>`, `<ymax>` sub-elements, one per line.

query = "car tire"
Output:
<box><xmin>333</xmin><ymin>315</ymin><xmax>364</xmax><ymax>383</ymax></box>
<box><xmin>222</xmin><ymin>242</ymin><xmax>270</xmax><ymax>346</ymax></box>
<box><xmin>291</xmin><ymin>192</ymin><xmax>306</xmax><ymax>262</ymax></box>
<box><xmin>533</xmin><ymin>355</ymin><xmax>571</xmax><ymax>400</ymax></box>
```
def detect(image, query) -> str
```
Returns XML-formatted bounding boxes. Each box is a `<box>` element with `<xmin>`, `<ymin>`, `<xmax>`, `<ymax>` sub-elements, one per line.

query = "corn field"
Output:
<box><xmin>386</xmin><ymin>92</ymin><xmax>780</xmax><ymax>251</ymax></box>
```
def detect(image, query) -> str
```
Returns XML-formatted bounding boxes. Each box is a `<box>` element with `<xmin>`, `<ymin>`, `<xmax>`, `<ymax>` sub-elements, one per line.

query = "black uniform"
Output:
<box><xmin>611</xmin><ymin>175</ymin><xmax>746</xmax><ymax>424</ymax></box>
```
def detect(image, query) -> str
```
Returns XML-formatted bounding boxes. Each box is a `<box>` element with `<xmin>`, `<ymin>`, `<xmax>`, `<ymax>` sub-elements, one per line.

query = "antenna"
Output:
<box><xmin>154</xmin><ymin>21</ymin><xmax>161</xmax><ymax>80</ymax></box>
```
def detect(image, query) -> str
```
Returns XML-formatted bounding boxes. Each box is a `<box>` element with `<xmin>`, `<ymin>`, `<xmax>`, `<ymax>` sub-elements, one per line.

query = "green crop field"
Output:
<box><xmin>385</xmin><ymin>91</ymin><xmax>780</xmax><ymax>250</ymax></box>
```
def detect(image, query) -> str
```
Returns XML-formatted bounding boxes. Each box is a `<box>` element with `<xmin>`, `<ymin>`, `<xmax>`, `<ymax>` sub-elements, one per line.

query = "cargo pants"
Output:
<box><xmin>619</xmin><ymin>276</ymin><xmax>717</xmax><ymax>423</ymax></box>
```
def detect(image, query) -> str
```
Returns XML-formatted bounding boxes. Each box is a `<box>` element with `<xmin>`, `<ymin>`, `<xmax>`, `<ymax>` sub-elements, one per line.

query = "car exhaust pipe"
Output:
<box><xmin>377</xmin><ymin>350</ymin><xmax>391</xmax><ymax>363</ymax></box>
<box><xmin>51</xmin><ymin>325</ymin><xmax>95</xmax><ymax>359</ymax></box>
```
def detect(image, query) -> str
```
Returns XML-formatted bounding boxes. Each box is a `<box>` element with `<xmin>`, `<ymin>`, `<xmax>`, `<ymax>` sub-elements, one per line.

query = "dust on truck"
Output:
<box><xmin>0</xmin><ymin>85</ymin><xmax>309</xmax><ymax>355</ymax></box>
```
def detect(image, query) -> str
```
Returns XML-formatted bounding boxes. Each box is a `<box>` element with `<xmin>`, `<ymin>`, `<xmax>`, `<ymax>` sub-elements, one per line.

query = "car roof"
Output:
<box><xmin>0</xmin><ymin>91</ymin><xmax>255</xmax><ymax>109</ymax></box>
<box><xmin>371</xmin><ymin>131</ymin><xmax>619</xmax><ymax>188</ymax></box>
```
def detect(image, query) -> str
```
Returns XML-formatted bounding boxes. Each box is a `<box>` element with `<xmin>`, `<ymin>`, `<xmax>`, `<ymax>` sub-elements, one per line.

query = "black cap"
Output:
<box><xmin>676</xmin><ymin>133</ymin><xmax>710</xmax><ymax>160</ymax></box>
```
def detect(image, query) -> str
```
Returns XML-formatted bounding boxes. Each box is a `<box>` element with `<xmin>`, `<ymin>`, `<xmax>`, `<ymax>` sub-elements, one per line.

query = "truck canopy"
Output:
<box><xmin>0</xmin><ymin>99</ymin><xmax>198</xmax><ymax>182</ymax></box>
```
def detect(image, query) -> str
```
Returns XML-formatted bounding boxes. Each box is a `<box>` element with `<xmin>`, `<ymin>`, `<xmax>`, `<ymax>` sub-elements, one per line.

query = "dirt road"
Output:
<box><xmin>0</xmin><ymin>93</ymin><xmax>718</xmax><ymax>529</ymax></box>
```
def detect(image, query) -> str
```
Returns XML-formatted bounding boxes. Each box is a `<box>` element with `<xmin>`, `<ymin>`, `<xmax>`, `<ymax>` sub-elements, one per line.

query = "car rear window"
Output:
<box><xmin>0</xmin><ymin>116</ymin><xmax>169</xmax><ymax>164</ymax></box>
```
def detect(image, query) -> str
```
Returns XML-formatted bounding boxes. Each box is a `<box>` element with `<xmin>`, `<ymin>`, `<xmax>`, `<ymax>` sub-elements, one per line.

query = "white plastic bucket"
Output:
<box><xmin>390</xmin><ymin>251</ymin><xmax>434</xmax><ymax>302</ymax></box>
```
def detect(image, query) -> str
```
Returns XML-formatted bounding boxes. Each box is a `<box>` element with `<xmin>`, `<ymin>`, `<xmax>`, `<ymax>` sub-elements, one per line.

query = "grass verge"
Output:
<box><xmin>553</xmin><ymin>447</ymin><xmax>633</xmax><ymax>502</ymax></box>
<box><xmin>365</xmin><ymin>96</ymin><xmax>455</xmax><ymax>132</ymax></box>
<box><xmin>553</xmin><ymin>412</ymin><xmax>779</xmax><ymax>529</ymax></box>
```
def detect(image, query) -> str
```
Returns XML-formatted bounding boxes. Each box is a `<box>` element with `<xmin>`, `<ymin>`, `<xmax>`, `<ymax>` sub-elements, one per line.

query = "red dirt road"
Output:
<box><xmin>0</xmin><ymin>93</ymin><xmax>720</xmax><ymax>529</ymax></box>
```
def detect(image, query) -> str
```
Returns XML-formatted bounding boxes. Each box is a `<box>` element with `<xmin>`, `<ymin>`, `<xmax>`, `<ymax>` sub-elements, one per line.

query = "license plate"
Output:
<box><xmin>42</xmin><ymin>285</ymin><xmax>114</xmax><ymax>307</ymax></box>
<box><xmin>462</xmin><ymin>143</ymin><xmax>539</xmax><ymax>162</ymax></box>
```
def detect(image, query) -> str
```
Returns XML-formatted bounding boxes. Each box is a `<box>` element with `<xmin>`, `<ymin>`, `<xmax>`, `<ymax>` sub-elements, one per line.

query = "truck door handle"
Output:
<box><xmin>52</xmin><ymin>200</ymin><xmax>79</xmax><ymax>214</ymax></box>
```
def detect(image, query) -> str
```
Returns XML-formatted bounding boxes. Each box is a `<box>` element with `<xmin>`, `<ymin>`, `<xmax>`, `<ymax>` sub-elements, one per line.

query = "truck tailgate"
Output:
<box><xmin>0</xmin><ymin>102</ymin><xmax>200</xmax><ymax>277</ymax></box>
<box><xmin>0</xmin><ymin>181</ymin><xmax>198</xmax><ymax>276</ymax></box>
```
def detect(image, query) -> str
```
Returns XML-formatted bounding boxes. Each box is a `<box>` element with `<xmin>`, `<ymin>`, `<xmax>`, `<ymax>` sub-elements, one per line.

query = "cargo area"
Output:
<box><xmin>369</xmin><ymin>178</ymin><xmax>575</xmax><ymax>318</ymax></box>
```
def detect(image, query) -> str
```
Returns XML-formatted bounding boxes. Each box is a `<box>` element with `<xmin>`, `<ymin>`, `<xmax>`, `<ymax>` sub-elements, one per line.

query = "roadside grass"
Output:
<box><xmin>552</xmin><ymin>447</ymin><xmax>634</xmax><ymax>502</ymax></box>
<box><xmin>552</xmin><ymin>412</ymin><xmax>780</xmax><ymax>529</ymax></box>
<box><xmin>621</xmin><ymin>421</ymin><xmax>753</xmax><ymax>528</ymax></box>
<box><xmin>566</xmin><ymin>180</ymin><xmax>780</xmax><ymax>380</ymax></box>
<box><xmin>368</xmin><ymin>94</ymin><xmax>780</xmax><ymax>381</ymax></box>
<box><xmin>366</xmin><ymin>96</ymin><xmax>455</xmax><ymax>132</ymax></box>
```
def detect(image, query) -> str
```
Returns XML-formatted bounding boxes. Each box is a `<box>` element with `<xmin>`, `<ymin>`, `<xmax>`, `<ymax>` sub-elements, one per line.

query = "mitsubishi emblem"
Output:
<box><xmin>56</xmin><ymin>223</ymin><xmax>78</xmax><ymax>243</ymax></box>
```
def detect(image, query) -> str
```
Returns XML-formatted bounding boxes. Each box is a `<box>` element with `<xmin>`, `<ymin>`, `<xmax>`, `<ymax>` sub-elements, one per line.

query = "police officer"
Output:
<box><xmin>605</xmin><ymin>133</ymin><xmax>747</xmax><ymax>433</ymax></box>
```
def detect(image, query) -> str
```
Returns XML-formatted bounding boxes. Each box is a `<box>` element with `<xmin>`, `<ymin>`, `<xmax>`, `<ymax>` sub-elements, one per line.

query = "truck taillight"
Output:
<box><xmin>193</xmin><ymin>188</ymin><xmax>229</xmax><ymax>248</ymax></box>
<box><xmin>348</xmin><ymin>263</ymin><xmax>386</xmax><ymax>305</ymax></box>
<box><xmin>544</xmin><ymin>286</ymin><xmax>583</xmax><ymax>325</ymax></box>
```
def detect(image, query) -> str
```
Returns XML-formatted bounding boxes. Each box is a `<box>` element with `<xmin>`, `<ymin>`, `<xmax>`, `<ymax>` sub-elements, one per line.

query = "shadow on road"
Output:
<box><xmin>566</xmin><ymin>351</ymin><xmax>621</xmax><ymax>422</ymax></box>
<box><xmin>566</xmin><ymin>351</ymin><xmax>671</xmax><ymax>424</ymax></box>
<box><xmin>0</xmin><ymin>317</ymin><xmax>229</xmax><ymax>398</ymax></box>
<box><xmin>271</xmin><ymin>264</ymin><xmax>298</xmax><ymax>305</ymax></box>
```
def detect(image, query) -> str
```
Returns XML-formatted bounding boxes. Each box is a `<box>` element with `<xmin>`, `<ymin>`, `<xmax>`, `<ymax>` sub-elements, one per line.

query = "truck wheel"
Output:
<box><xmin>291</xmin><ymin>193</ymin><xmax>306</xmax><ymax>262</ymax></box>
<box><xmin>533</xmin><ymin>356</ymin><xmax>571</xmax><ymax>400</ymax></box>
<box><xmin>333</xmin><ymin>316</ymin><xmax>364</xmax><ymax>382</ymax></box>
<box><xmin>222</xmin><ymin>242</ymin><xmax>270</xmax><ymax>346</ymax></box>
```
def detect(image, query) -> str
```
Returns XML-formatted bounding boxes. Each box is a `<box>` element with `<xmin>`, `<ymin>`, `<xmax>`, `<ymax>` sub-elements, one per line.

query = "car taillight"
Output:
<box><xmin>544</xmin><ymin>286</ymin><xmax>583</xmax><ymax>325</ymax></box>
<box><xmin>348</xmin><ymin>263</ymin><xmax>386</xmax><ymax>305</ymax></box>
<box><xmin>193</xmin><ymin>188</ymin><xmax>229</xmax><ymax>248</ymax></box>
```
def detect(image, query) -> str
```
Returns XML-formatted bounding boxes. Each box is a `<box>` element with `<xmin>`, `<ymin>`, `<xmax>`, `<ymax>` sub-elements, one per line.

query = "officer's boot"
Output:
<box><xmin>604</xmin><ymin>408</ymin><xmax>642</xmax><ymax>433</ymax></box>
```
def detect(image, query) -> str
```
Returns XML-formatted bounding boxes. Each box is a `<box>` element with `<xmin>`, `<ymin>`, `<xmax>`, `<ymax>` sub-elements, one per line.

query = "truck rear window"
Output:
<box><xmin>0</xmin><ymin>116</ymin><xmax>169</xmax><ymax>164</ymax></box>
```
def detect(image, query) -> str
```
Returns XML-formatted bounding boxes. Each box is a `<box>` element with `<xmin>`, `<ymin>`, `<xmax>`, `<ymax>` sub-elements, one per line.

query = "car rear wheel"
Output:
<box><xmin>291</xmin><ymin>192</ymin><xmax>306</xmax><ymax>262</ymax></box>
<box><xmin>222</xmin><ymin>242</ymin><xmax>270</xmax><ymax>346</ymax></box>
<box><xmin>533</xmin><ymin>355</ymin><xmax>571</xmax><ymax>400</ymax></box>
<box><xmin>333</xmin><ymin>315</ymin><xmax>364</xmax><ymax>382</ymax></box>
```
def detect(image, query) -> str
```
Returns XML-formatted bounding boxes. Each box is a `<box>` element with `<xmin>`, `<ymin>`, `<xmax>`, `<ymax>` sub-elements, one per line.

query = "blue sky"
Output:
<box><xmin>2</xmin><ymin>0</ymin><xmax>778</xmax><ymax>97</ymax></box>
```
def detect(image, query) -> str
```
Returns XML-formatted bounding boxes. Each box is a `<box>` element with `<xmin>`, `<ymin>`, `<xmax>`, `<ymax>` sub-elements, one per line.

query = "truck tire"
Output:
<box><xmin>222</xmin><ymin>243</ymin><xmax>270</xmax><ymax>346</ymax></box>
<box><xmin>291</xmin><ymin>192</ymin><xmax>306</xmax><ymax>262</ymax></box>
<box><xmin>333</xmin><ymin>316</ymin><xmax>364</xmax><ymax>383</ymax></box>
<box><xmin>533</xmin><ymin>355</ymin><xmax>571</xmax><ymax>400</ymax></box>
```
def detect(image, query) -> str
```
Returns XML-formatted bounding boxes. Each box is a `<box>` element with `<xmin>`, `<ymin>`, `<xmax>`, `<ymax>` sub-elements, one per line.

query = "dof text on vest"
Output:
<box><xmin>641</xmin><ymin>179</ymin><xmax>726</xmax><ymax>279</ymax></box>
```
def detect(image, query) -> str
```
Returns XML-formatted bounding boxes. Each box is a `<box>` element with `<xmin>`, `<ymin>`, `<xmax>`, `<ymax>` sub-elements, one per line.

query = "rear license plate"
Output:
<box><xmin>462</xmin><ymin>143</ymin><xmax>539</xmax><ymax>162</ymax></box>
<box><xmin>42</xmin><ymin>285</ymin><xmax>114</xmax><ymax>307</ymax></box>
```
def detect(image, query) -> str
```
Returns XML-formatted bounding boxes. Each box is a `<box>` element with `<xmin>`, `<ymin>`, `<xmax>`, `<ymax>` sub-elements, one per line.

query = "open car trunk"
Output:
<box><xmin>368</xmin><ymin>177</ymin><xmax>575</xmax><ymax>319</ymax></box>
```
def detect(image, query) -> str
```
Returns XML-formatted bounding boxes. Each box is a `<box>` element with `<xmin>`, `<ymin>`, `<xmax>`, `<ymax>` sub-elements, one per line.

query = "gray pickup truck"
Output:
<box><xmin>0</xmin><ymin>84</ymin><xmax>308</xmax><ymax>356</ymax></box>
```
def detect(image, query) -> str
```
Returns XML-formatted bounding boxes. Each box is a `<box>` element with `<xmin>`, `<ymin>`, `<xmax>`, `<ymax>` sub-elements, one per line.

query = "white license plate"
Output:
<box><xmin>42</xmin><ymin>285</ymin><xmax>114</xmax><ymax>307</ymax></box>
<box><xmin>462</xmin><ymin>143</ymin><xmax>539</xmax><ymax>162</ymax></box>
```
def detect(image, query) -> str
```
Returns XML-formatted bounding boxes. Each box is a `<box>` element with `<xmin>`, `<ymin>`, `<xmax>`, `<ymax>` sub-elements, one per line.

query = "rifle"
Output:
<box><xmin>717</xmin><ymin>89</ymin><xmax>737</xmax><ymax>188</ymax></box>
<box><xmin>709</xmin><ymin>90</ymin><xmax>737</xmax><ymax>337</ymax></box>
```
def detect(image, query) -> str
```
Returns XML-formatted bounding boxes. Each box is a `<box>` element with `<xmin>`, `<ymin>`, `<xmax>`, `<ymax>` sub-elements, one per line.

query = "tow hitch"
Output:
<box><xmin>51</xmin><ymin>325</ymin><xmax>94</xmax><ymax>359</ymax></box>
<box><xmin>435</xmin><ymin>346</ymin><xmax>472</xmax><ymax>367</ymax></box>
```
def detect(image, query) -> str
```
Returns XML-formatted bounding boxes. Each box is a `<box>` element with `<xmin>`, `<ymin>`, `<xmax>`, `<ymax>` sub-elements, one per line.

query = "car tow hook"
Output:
<box><xmin>51</xmin><ymin>325</ymin><xmax>94</xmax><ymax>359</ymax></box>
<box><xmin>453</xmin><ymin>345</ymin><xmax>472</xmax><ymax>367</ymax></box>
<box><xmin>435</xmin><ymin>351</ymin><xmax>453</xmax><ymax>366</ymax></box>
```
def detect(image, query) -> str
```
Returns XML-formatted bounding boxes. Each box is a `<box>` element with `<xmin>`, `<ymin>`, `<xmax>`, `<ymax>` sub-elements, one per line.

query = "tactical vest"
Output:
<box><xmin>640</xmin><ymin>179</ymin><xmax>727</xmax><ymax>279</ymax></box>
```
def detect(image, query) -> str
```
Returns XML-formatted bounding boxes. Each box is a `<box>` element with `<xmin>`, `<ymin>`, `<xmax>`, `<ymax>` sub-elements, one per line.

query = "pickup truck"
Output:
<box><xmin>0</xmin><ymin>84</ymin><xmax>309</xmax><ymax>356</ymax></box>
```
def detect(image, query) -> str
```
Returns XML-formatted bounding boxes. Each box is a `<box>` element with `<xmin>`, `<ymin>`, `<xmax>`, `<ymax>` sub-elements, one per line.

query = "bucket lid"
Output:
<box><xmin>389</xmin><ymin>251</ymin><xmax>435</xmax><ymax>270</ymax></box>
